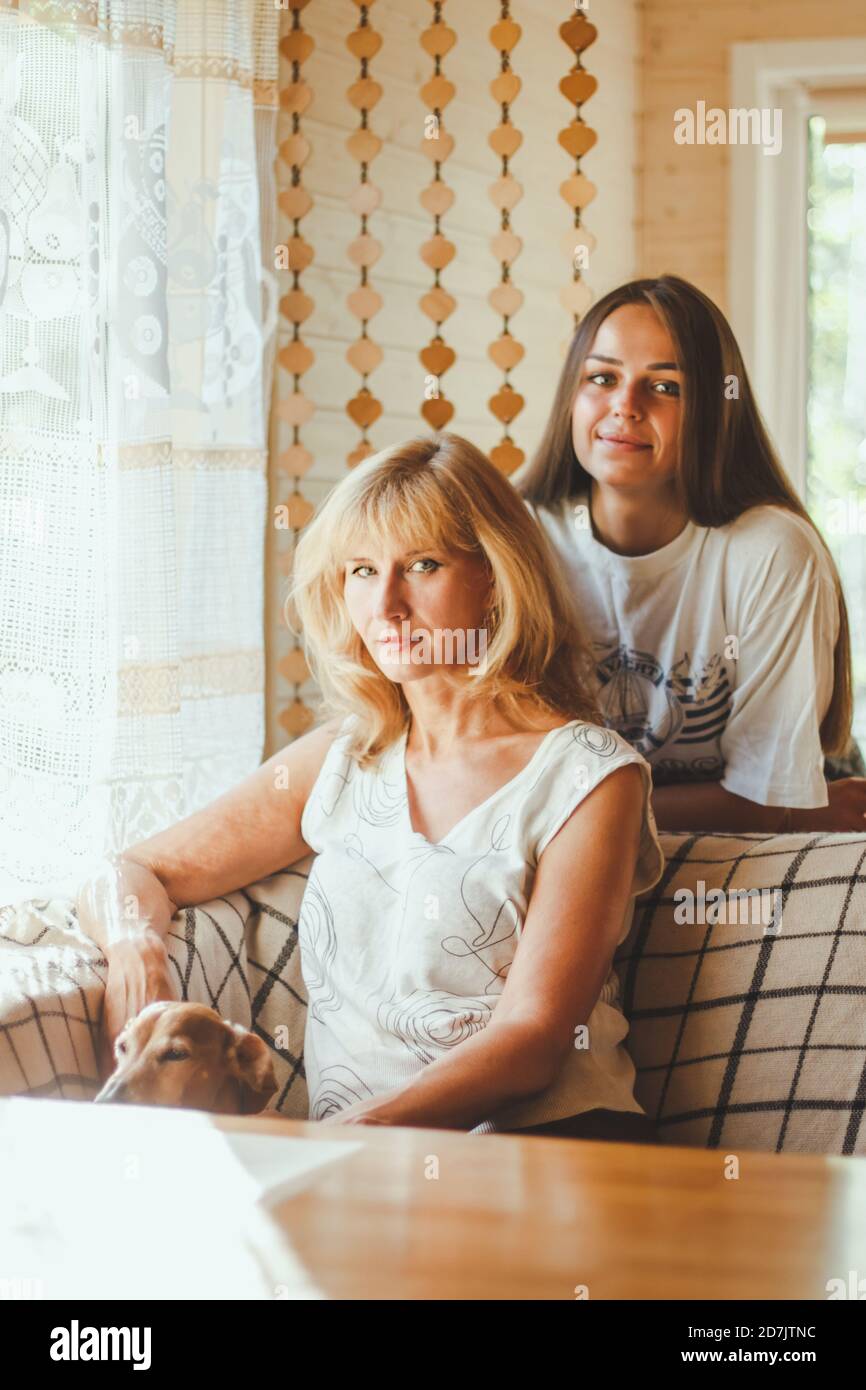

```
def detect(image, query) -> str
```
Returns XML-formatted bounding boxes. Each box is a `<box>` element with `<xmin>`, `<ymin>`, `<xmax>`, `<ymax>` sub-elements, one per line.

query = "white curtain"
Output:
<box><xmin>0</xmin><ymin>0</ymin><xmax>279</xmax><ymax>904</ymax></box>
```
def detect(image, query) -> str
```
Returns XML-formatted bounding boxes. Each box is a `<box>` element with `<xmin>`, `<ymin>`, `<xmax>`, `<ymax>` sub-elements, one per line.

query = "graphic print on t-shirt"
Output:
<box><xmin>596</xmin><ymin>643</ymin><xmax>731</xmax><ymax>776</ymax></box>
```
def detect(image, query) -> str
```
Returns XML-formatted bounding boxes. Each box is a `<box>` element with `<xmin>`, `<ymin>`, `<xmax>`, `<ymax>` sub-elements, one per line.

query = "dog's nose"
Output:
<box><xmin>93</xmin><ymin>1075</ymin><xmax>129</xmax><ymax>1105</ymax></box>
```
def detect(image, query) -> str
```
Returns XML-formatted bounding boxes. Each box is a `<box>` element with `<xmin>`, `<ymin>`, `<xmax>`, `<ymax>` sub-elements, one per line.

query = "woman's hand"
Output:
<box><xmin>791</xmin><ymin>778</ymin><xmax>866</xmax><ymax>832</ymax></box>
<box><xmin>318</xmin><ymin>1095</ymin><xmax>398</xmax><ymax>1127</ymax></box>
<box><xmin>99</xmin><ymin>929</ymin><xmax>177</xmax><ymax>1080</ymax></box>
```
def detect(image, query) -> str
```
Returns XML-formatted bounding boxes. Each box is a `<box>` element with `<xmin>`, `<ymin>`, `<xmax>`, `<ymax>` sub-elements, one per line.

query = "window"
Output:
<box><xmin>805</xmin><ymin>105</ymin><xmax>866</xmax><ymax>746</ymax></box>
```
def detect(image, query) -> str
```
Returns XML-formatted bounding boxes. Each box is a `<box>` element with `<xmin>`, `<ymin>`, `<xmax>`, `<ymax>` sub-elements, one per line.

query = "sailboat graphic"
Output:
<box><xmin>600</xmin><ymin>656</ymin><xmax>651</xmax><ymax>742</ymax></box>
<box><xmin>596</xmin><ymin>645</ymin><xmax>682</xmax><ymax>753</ymax></box>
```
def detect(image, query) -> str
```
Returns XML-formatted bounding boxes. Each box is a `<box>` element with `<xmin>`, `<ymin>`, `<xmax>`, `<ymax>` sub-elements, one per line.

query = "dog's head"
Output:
<box><xmin>94</xmin><ymin>1002</ymin><xmax>278</xmax><ymax>1115</ymax></box>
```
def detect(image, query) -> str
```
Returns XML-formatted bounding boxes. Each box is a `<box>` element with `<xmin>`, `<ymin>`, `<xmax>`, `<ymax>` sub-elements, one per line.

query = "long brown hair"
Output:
<box><xmin>286</xmin><ymin>432</ymin><xmax>602</xmax><ymax>768</ymax></box>
<box><xmin>515</xmin><ymin>274</ymin><xmax>853</xmax><ymax>756</ymax></box>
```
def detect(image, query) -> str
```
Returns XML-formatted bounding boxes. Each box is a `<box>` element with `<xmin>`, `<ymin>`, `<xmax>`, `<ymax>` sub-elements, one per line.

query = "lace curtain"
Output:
<box><xmin>0</xmin><ymin>0</ymin><xmax>280</xmax><ymax>903</ymax></box>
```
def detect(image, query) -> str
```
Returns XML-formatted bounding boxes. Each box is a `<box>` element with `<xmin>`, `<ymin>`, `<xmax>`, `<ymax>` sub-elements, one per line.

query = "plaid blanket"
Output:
<box><xmin>622</xmin><ymin>831</ymin><xmax>866</xmax><ymax>1154</ymax></box>
<box><xmin>3</xmin><ymin>834</ymin><xmax>866</xmax><ymax>1154</ymax></box>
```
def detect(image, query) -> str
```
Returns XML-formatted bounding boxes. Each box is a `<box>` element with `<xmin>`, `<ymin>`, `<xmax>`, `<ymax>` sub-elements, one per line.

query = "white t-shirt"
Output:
<box><xmin>528</xmin><ymin>497</ymin><xmax>839</xmax><ymax>808</ymax></box>
<box><xmin>298</xmin><ymin>714</ymin><xmax>665</xmax><ymax>1132</ymax></box>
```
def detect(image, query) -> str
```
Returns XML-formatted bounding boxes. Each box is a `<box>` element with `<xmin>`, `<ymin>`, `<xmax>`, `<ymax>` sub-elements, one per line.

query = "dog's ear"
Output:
<box><xmin>228</xmin><ymin>1025</ymin><xmax>278</xmax><ymax>1115</ymax></box>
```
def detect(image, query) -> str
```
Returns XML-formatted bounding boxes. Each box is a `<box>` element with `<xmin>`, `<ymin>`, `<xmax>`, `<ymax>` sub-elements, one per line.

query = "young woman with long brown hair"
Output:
<box><xmin>516</xmin><ymin>274</ymin><xmax>866</xmax><ymax>833</ymax></box>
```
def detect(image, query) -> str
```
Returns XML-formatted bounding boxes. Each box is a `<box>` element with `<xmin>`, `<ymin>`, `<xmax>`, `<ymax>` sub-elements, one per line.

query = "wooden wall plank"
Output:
<box><xmin>636</xmin><ymin>0</ymin><xmax>862</xmax><ymax>306</ymax></box>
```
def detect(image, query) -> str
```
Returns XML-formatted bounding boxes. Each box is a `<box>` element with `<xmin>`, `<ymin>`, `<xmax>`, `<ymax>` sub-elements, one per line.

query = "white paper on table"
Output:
<box><xmin>0</xmin><ymin>1099</ymin><xmax>363</xmax><ymax>1300</ymax></box>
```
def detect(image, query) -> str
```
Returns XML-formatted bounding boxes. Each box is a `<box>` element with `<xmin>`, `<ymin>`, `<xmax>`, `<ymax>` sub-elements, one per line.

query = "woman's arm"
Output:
<box><xmin>652</xmin><ymin>779</ymin><xmax>866</xmax><ymax>833</ymax></box>
<box><xmin>77</xmin><ymin>715</ymin><xmax>345</xmax><ymax>1071</ymax></box>
<box><xmin>77</xmin><ymin>713</ymin><xmax>346</xmax><ymax>941</ymax></box>
<box><xmin>327</xmin><ymin>763</ymin><xmax>645</xmax><ymax>1130</ymax></box>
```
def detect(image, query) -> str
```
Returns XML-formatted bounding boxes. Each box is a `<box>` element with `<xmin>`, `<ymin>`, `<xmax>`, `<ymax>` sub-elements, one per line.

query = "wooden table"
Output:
<box><xmin>210</xmin><ymin>1113</ymin><xmax>866</xmax><ymax>1301</ymax></box>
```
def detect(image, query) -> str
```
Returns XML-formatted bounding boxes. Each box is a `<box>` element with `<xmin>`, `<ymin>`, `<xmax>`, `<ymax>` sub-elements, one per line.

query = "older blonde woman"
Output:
<box><xmin>78</xmin><ymin>434</ymin><xmax>664</xmax><ymax>1142</ymax></box>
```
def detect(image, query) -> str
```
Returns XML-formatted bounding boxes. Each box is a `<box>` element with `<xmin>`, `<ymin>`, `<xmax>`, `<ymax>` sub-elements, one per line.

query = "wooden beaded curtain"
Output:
<box><xmin>345</xmin><ymin>0</ymin><xmax>385</xmax><ymax>469</ymax></box>
<box><xmin>273</xmin><ymin>2</ymin><xmax>598</xmax><ymax>740</ymax></box>
<box><xmin>558</xmin><ymin>9</ymin><xmax>598</xmax><ymax>331</ymax></box>
<box><xmin>488</xmin><ymin>4</ymin><xmax>525</xmax><ymax>475</ymax></box>
<box><xmin>275</xmin><ymin>0</ymin><xmax>316</xmax><ymax>741</ymax></box>
<box><xmin>418</xmin><ymin>1</ymin><xmax>458</xmax><ymax>432</ymax></box>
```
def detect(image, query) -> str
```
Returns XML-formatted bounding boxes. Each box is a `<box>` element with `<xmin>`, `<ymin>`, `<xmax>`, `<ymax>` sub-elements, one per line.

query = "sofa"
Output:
<box><xmin>2</xmin><ymin>829</ymin><xmax>865</xmax><ymax>1154</ymax></box>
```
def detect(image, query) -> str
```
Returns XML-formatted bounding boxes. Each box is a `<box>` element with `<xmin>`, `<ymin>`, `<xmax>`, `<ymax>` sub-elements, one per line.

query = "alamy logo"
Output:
<box><xmin>49</xmin><ymin>1320</ymin><xmax>151</xmax><ymax>1370</ymax></box>
<box><xmin>674</xmin><ymin>880</ymin><xmax>783</xmax><ymax>933</ymax></box>
<box><xmin>674</xmin><ymin>101</ymin><xmax>782</xmax><ymax>157</ymax></box>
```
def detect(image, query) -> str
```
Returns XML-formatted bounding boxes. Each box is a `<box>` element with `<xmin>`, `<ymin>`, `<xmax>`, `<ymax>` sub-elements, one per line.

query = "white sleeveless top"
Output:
<box><xmin>298</xmin><ymin>714</ymin><xmax>665</xmax><ymax>1132</ymax></box>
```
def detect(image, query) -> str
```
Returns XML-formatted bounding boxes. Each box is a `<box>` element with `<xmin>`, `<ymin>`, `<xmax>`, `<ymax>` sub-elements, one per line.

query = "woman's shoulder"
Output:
<box><xmin>536</xmin><ymin>718</ymin><xmax>651</xmax><ymax>780</ymax></box>
<box><xmin>717</xmin><ymin>503</ymin><xmax>832</xmax><ymax>576</ymax></box>
<box><xmin>522</xmin><ymin>494</ymin><xmax>591</xmax><ymax>554</ymax></box>
<box><xmin>531</xmin><ymin>719</ymin><xmax>661</xmax><ymax>879</ymax></box>
<box><xmin>522</xmin><ymin>492</ymin><xmax>586</xmax><ymax>522</ymax></box>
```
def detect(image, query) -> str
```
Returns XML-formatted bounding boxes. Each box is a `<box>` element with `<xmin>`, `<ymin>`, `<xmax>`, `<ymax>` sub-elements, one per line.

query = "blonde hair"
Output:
<box><xmin>285</xmin><ymin>432</ymin><xmax>602</xmax><ymax>768</ymax></box>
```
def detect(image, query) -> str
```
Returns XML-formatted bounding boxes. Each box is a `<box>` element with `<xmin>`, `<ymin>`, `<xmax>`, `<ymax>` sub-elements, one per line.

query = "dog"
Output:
<box><xmin>93</xmin><ymin>1001</ymin><xmax>278</xmax><ymax>1115</ymax></box>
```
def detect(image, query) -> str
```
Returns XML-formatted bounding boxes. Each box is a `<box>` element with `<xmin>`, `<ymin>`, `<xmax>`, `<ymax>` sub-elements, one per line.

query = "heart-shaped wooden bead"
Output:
<box><xmin>421</xmin><ymin>75</ymin><xmax>455</xmax><ymax>110</ymax></box>
<box><xmin>490</xmin><ymin>72</ymin><xmax>521</xmax><ymax>105</ymax></box>
<box><xmin>346</xmin><ymin>129</ymin><xmax>382</xmax><ymax>164</ymax></box>
<box><xmin>347</xmin><ymin>286</ymin><xmax>384</xmax><ymax>321</ymax></box>
<box><xmin>278</xmin><ymin>186</ymin><xmax>312</xmax><ymax>221</ymax></box>
<box><xmin>559</xmin><ymin>70</ymin><xmax>597</xmax><ymax>106</ymax></box>
<box><xmin>346</xmin><ymin>27</ymin><xmax>382</xmax><ymax>60</ymax></box>
<box><xmin>346</xmin><ymin>77</ymin><xmax>383</xmax><ymax>112</ymax></box>
<box><xmin>558</xmin><ymin>121</ymin><xmax>597</xmax><ymax>158</ymax></box>
<box><xmin>280</xmin><ymin>81</ymin><xmax>312</xmax><ymax>116</ymax></box>
<box><xmin>420</xmin><ymin>130</ymin><xmax>455</xmax><ymax>163</ymax></box>
<box><xmin>559</xmin><ymin>173</ymin><xmax>597</xmax><ymax>209</ymax></box>
<box><xmin>559</xmin><ymin>16</ymin><xmax>597</xmax><ymax>52</ymax></box>
<box><xmin>421</xmin><ymin>396</ymin><xmax>455</xmax><ymax>429</ymax></box>
<box><xmin>347</xmin><ymin>391</ymin><xmax>383</xmax><ymax>429</ymax></box>
<box><xmin>348</xmin><ymin>182</ymin><xmax>382</xmax><ymax>216</ymax></box>
<box><xmin>420</xmin><ymin>340</ymin><xmax>456</xmax><ymax>376</ymax></box>
<box><xmin>489</xmin><ymin>124</ymin><xmax>523</xmax><ymax>159</ymax></box>
<box><xmin>279</xmin><ymin>289</ymin><xmax>314</xmax><ymax>325</ymax></box>
<box><xmin>278</xmin><ymin>649</ymin><xmax>310</xmax><ymax>687</ymax></box>
<box><xmin>277</xmin><ymin>392</ymin><xmax>315</xmax><ymax>427</ymax></box>
<box><xmin>280</xmin><ymin>32</ymin><xmax>315</xmax><ymax>64</ymax></box>
<box><xmin>489</xmin><ymin>283</ymin><xmax>524</xmax><ymax>317</ymax></box>
<box><xmin>347</xmin><ymin>442</ymin><xmax>376</xmax><ymax>469</ymax></box>
<box><xmin>488</xmin><ymin>334</ymin><xmax>524</xmax><ymax>371</ymax></box>
<box><xmin>286</xmin><ymin>493</ymin><xmax>316</xmax><ymax>530</ymax></box>
<box><xmin>488</xmin><ymin>174</ymin><xmax>523</xmax><ymax>211</ymax></box>
<box><xmin>419</xmin><ymin>181</ymin><xmax>455</xmax><ymax>217</ymax></box>
<box><xmin>276</xmin><ymin>442</ymin><xmax>313</xmax><ymax>477</ymax></box>
<box><xmin>489</xmin><ymin>18</ymin><xmax>522</xmax><ymax>52</ymax></box>
<box><xmin>420</xmin><ymin>234</ymin><xmax>456</xmax><ymax>271</ymax></box>
<box><xmin>490</xmin><ymin>440</ymin><xmax>524</xmax><ymax>475</ymax></box>
<box><xmin>489</xmin><ymin>387</ymin><xmax>524</xmax><ymax>424</ymax></box>
<box><xmin>285</xmin><ymin>236</ymin><xmax>314</xmax><ymax>273</ymax></box>
<box><xmin>420</xmin><ymin>24</ymin><xmax>456</xmax><ymax>58</ymax></box>
<box><xmin>278</xmin><ymin>341</ymin><xmax>315</xmax><ymax>376</ymax></box>
<box><xmin>347</xmin><ymin>234</ymin><xmax>383</xmax><ymax>269</ymax></box>
<box><xmin>420</xmin><ymin>287</ymin><xmax>456</xmax><ymax>324</ymax></box>
<box><xmin>275</xmin><ymin>397</ymin><xmax>311</xmax><ymax>433</ymax></box>
<box><xmin>346</xmin><ymin>338</ymin><xmax>383</xmax><ymax>375</ymax></box>
<box><xmin>559</xmin><ymin>279</ymin><xmax>594</xmax><ymax>317</ymax></box>
<box><xmin>279</xmin><ymin>700</ymin><xmax>315</xmax><ymax>738</ymax></box>
<box><xmin>279</xmin><ymin>134</ymin><xmax>311</xmax><ymax>170</ymax></box>
<box><xmin>490</xmin><ymin>230</ymin><xmax>522</xmax><ymax>265</ymax></box>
